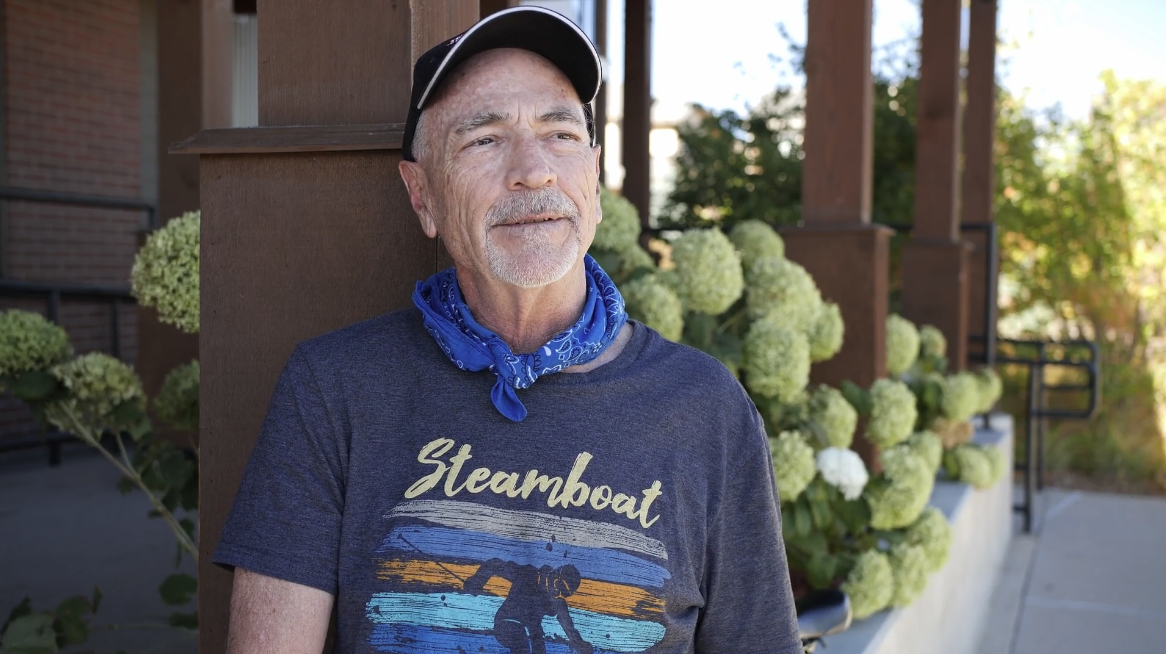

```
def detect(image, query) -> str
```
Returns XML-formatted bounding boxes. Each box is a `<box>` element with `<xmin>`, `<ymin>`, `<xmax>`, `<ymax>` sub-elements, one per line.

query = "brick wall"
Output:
<box><xmin>2</xmin><ymin>0</ymin><xmax>144</xmax><ymax>443</ymax></box>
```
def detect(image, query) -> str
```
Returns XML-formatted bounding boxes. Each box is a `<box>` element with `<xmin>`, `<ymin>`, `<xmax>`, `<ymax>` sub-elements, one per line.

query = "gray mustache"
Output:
<box><xmin>484</xmin><ymin>188</ymin><xmax>581</xmax><ymax>227</ymax></box>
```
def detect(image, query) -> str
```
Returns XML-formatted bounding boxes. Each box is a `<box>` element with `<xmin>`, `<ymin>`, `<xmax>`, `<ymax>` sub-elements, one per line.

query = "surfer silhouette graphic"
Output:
<box><xmin>462</xmin><ymin>558</ymin><xmax>594</xmax><ymax>654</ymax></box>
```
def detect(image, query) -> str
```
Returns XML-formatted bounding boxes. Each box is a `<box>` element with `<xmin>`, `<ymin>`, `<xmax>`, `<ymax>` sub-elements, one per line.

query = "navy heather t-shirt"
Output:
<box><xmin>214</xmin><ymin>309</ymin><xmax>801</xmax><ymax>654</ymax></box>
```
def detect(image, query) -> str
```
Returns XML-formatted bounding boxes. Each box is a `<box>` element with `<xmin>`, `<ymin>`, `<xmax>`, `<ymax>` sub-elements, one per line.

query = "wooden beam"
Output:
<box><xmin>802</xmin><ymin>0</ymin><xmax>873</xmax><ymax>224</ymax></box>
<box><xmin>170</xmin><ymin>124</ymin><xmax>406</xmax><ymax>155</ymax></box>
<box><xmin>791</xmin><ymin>0</ymin><xmax>889</xmax><ymax>470</ymax></box>
<box><xmin>622</xmin><ymin>0</ymin><xmax>651</xmax><ymax>227</ymax></box>
<box><xmin>962</xmin><ymin>0</ymin><xmax>999</xmax><ymax>366</ymax></box>
<box><xmin>912</xmin><ymin>0</ymin><xmax>962</xmax><ymax>241</ymax></box>
<box><xmin>595</xmin><ymin>0</ymin><xmax>608</xmax><ymax>184</ymax></box>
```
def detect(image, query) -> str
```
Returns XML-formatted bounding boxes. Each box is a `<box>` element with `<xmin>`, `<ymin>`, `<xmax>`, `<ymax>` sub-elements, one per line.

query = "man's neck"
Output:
<box><xmin>457</xmin><ymin>263</ymin><xmax>588</xmax><ymax>354</ymax></box>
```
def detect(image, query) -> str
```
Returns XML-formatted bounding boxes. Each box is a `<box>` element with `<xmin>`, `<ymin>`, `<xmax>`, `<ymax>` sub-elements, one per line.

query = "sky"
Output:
<box><xmin>599</xmin><ymin>0</ymin><xmax>1166</xmax><ymax>123</ymax></box>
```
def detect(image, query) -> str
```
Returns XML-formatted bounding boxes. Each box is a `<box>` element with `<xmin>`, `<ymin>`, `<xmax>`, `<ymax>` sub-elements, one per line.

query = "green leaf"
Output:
<box><xmin>805</xmin><ymin>553</ymin><xmax>838</xmax><ymax>589</ymax></box>
<box><xmin>129</xmin><ymin>416</ymin><xmax>153</xmax><ymax>442</ymax></box>
<box><xmin>840</xmin><ymin>380</ymin><xmax>873</xmax><ymax>416</ymax></box>
<box><xmin>91</xmin><ymin>587</ymin><xmax>103</xmax><ymax>614</ymax></box>
<box><xmin>794</xmin><ymin>502</ymin><xmax>812</xmax><ymax>537</ymax></box>
<box><xmin>2</xmin><ymin>597</ymin><xmax>33</xmax><ymax>637</ymax></box>
<box><xmin>809</xmin><ymin>496</ymin><xmax>833</xmax><ymax>530</ymax></box>
<box><xmin>179</xmin><ymin>518</ymin><xmax>197</xmax><ymax>544</ymax></box>
<box><xmin>158</xmin><ymin>573</ymin><xmax>198</xmax><ymax>606</ymax></box>
<box><xmin>110</xmin><ymin>400</ymin><xmax>143</xmax><ymax>428</ymax></box>
<box><xmin>168</xmin><ymin>611</ymin><xmax>199</xmax><ymax>630</ymax></box>
<box><xmin>9</xmin><ymin>371</ymin><xmax>59</xmax><ymax>402</ymax></box>
<box><xmin>115</xmin><ymin>476</ymin><xmax>135</xmax><ymax>495</ymax></box>
<box><xmin>0</xmin><ymin>613</ymin><xmax>58</xmax><ymax>654</ymax></box>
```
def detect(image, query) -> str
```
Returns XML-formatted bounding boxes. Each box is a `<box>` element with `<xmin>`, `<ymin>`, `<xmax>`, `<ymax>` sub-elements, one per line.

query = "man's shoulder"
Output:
<box><xmin>293</xmin><ymin>308</ymin><xmax>430</xmax><ymax>371</ymax></box>
<box><xmin>632</xmin><ymin>323</ymin><xmax>755</xmax><ymax>409</ymax></box>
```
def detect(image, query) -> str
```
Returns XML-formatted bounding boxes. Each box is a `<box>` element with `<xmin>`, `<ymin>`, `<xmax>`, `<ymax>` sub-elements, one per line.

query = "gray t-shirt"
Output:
<box><xmin>215</xmin><ymin>310</ymin><xmax>801</xmax><ymax>654</ymax></box>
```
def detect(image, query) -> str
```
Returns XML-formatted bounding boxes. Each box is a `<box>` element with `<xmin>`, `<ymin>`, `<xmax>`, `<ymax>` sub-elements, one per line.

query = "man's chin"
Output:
<box><xmin>487</xmin><ymin>248</ymin><xmax>580</xmax><ymax>289</ymax></box>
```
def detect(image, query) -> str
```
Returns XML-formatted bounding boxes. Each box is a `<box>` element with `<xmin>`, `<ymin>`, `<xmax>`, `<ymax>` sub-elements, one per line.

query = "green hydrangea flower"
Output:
<box><xmin>769</xmin><ymin>431</ymin><xmax>817</xmax><ymax>502</ymax></box>
<box><xmin>906</xmin><ymin>507</ymin><xmax>953</xmax><ymax>573</ymax></box>
<box><xmin>743</xmin><ymin>319</ymin><xmax>810</xmax><ymax>402</ymax></box>
<box><xmin>866</xmin><ymin>379</ymin><xmax>918</xmax><ymax>449</ymax></box>
<box><xmin>47</xmin><ymin>353</ymin><xmax>145</xmax><ymax>434</ymax></box>
<box><xmin>902</xmin><ymin>430</ymin><xmax>943</xmax><ymax>473</ymax></box>
<box><xmin>744</xmin><ymin>256</ymin><xmax>823</xmax><ymax>332</ymax></box>
<box><xmin>867</xmin><ymin>446</ymin><xmax>934</xmax><ymax>530</ymax></box>
<box><xmin>888</xmin><ymin>542</ymin><xmax>931</xmax><ymax>607</ymax></box>
<box><xmin>728</xmin><ymin>219</ymin><xmax>784</xmax><ymax>269</ymax></box>
<box><xmin>613</xmin><ymin>244</ymin><xmax>657</xmax><ymax>278</ymax></box>
<box><xmin>0</xmin><ymin>310</ymin><xmax>73</xmax><ymax>378</ymax></box>
<box><xmin>842</xmin><ymin>550</ymin><xmax>894</xmax><ymax>620</ymax></box>
<box><xmin>973</xmin><ymin>367</ymin><xmax>1003</xmax><ymax>414</ymax></box>
<box><xmin>154</xmin><ymin>360</ymin><xmax>200</xmax><ymax>433</ymax></box>
<box><xmin>808</xmin><ymin>302</ymin><xmax>844</xmax><ymax>362</ymax></box>
<box><xmin>132</xmin><ymin>211</ymin><xmax>200</xmax><ymax>334</ymax></box>
<box><xmin>947</xmin><ymin>444</ymin><xmax>997</xmax><ymax>489</ymax></box>
<box><xmin>669</xmin><ymin>228</ymin><xmax>744</xmax><ymax>316</ymax></box>
<box><xmin>621</xmin><ymin>274</ymin><xmax>684</xmax><ymax>341</ymax></box>
<box><xmin>808</xmin><ymin>384</ymin><xmax>858</xmax><ymax>449</ymax></box>
<box><xmin>919</xmin><ymin>325</ymin><xmax>947</xmax><ymax>360</ymax></box>
<box><xmin>594</xmin><ymin>188</ymin><xmax>643</xmax><ymax>252</ymax></box>
<box><xmin>941</xmin><ymin>372</ymin><xmax>981</xmax><ymax>422</ymax></box>
<box><xmin>886</xmin><ymin>314</ymin><xmax>921</xmax><ymax>376</ymax></box>
<box><xmin>984</xmin><ymin>445</ymin><xmax>1007</xmax><ymax>485</ymax></box>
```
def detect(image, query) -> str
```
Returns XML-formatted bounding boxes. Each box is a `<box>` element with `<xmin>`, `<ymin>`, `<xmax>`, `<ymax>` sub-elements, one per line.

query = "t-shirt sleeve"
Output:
<box><xmin>695</xmin><ymin>408</ymin><xmax>802</xmax><ymax>654</ymax></box>
<box><xmin>212</xmin><ymin>345</ymin><xmax>347</xmax><ymax>595</ymax></box>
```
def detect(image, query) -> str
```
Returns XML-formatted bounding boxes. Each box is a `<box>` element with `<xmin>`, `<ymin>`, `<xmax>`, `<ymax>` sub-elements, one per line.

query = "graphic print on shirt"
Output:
<box><xmin>364</xmin><ymin>499</ymin><xmax>670</xmax><ymax>654</ymax></box>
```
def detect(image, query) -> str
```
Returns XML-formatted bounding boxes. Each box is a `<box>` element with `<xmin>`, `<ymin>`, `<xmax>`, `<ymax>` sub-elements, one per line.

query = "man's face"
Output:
<box><xmin>402</xmin><ymin>48</ymin><xmax>602</xmax><ymax>289</ymax></box>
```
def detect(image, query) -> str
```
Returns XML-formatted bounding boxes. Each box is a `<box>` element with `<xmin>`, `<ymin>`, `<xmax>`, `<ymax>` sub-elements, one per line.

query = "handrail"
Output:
<box><xmin>0</xmin><ymin>186</ymin><xmax>157</xmax><ymax>228</ymax></box>
<box><xmin>0</xmin><ymin>280</ymin><xmax>138</xmax><ymax>465</ymax></box>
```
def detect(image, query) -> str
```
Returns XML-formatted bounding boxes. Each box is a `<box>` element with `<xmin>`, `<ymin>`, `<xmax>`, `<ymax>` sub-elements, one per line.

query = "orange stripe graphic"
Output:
<box><xmin>376</xmin><ymin>559</ymin><xmax>665</xmax><ymax>618</ymax></box>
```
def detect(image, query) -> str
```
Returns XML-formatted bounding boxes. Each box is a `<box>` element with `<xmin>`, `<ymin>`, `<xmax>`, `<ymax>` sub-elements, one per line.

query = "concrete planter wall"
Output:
<box><xmin>825</xmin><ymin>414</ymin><xmax>1015</xmax><ymax>654</ymax></box>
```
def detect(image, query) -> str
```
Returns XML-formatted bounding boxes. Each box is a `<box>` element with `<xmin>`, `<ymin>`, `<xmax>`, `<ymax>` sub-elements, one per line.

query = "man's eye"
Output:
<box><xmin>554</xmin><ymin>132</ymin><xmax>580</xmax><ymax>141</ymax></box>
<box><xmin>470</xmin><ymin>137</ymin><xmax>494</xmax><ymax>147</ymax></box>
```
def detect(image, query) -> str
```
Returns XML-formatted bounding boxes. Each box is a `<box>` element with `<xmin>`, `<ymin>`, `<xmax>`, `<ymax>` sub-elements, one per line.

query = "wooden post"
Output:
<box><xmin>189</xmin><ymin>2</ymin><xmax>478</xmax><ymax>652</ymax></box>
<box><xmin>782</xmin><ymin>0</ymin><xmax>890</xmax><ymax>468</ymax></box>
<box><xmin>622</xmin><ymin>0</ymin><xmax>651</xmax><ymax>228</ymax></box>
<box><xmin>901</xmin><ymin>0</ymin><xmax>971</xmax><ymax>371</ymax></box>
<box><xmin>594</xmin><ymin>0</ymin><xmax>608</xmax><ymax>184</ymax></box>
<box><xmin>137</xmin><ymin>0</ymin><xmax>232</xmax><ymax>437</ymax></box>
<box><xmin>962</xmin><ymin>0</ymin><xmax>999</xmax><ymax>367</ymax></box>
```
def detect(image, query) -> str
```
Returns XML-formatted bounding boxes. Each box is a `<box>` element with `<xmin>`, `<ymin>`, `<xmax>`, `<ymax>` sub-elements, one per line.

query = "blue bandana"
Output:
<box><xmin>412</xmin><ymin>254</ymin><xmax>628</xmax><ymax>422</ymax></box>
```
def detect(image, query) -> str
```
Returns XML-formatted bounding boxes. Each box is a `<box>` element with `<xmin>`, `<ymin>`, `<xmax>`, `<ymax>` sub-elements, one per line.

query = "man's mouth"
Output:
<box><xmin>496</xmin><ymin>213</ymin><xmax>564</xmax><ymax>226</ymax></box>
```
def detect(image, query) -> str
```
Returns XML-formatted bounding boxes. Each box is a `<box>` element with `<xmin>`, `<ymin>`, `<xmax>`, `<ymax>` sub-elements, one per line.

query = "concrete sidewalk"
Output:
<box><xmin>976</xmin><ymin>488</ymin><xmax>1166</xmax><ymax>654</ymax></box>
<box><xmin>0</xmin><ymin>444</ymin><xmax>198</xmax><ymax>654</ymax></box>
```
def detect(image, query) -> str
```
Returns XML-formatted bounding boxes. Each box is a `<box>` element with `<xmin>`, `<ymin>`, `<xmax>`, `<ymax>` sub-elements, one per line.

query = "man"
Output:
<box><xmin>215</xmin><ymin>7</ymin><xmax>801</xmax><ymax>654</ymax></box>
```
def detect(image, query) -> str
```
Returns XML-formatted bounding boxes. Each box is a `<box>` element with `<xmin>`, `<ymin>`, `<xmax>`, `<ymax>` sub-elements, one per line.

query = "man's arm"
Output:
<box><xmin>226</xmin><ymin>568</ymin><xmax>334</xmax><ymax>654</ymax></box>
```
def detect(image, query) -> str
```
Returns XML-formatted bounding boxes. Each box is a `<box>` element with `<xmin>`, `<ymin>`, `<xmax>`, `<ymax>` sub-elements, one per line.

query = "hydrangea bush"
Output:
<box><xmin>588</xmin><ymin>196</ymin><xmax>965</xmax><ymax>620</ymax></box>
<box><xmin>132</xmin><ymin>211</ymin><xmax>200</xmax><ymax>334</ymax></box>
<box><xmin>0</xmin><ymin>310</ymin><xmax>72</xmax><ymax>380</ymax></box>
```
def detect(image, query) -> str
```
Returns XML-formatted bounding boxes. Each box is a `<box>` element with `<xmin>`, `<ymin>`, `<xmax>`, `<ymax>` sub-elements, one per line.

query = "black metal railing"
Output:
<box><xmin>0</xmin><ymin>186</ymin><xmax>151</xmax><ymax>466</ymax></box>
<box><xmin>0</xmin><ymin>185</ymin><xmax>157</xmax><ymax>228</ymax></box>
<box><xmin>0</xmin><ymin>280</ymin><xmax>136</xmax><ymax>465</ymax></box>
<box><xmin>995</xmin><ymin>339</ymin><xmax>1101</xmax><ymax>533</ymax></box>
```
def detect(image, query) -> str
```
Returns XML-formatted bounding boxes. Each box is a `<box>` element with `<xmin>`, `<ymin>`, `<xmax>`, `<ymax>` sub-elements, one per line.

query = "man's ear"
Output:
<box><xmin>399</xmin><ymin>160</ymin><xmax>439</xmax><ymax>239</ymax></box>
<box><xmin>592</xmin><ymin>144</ymin><xmax>603</xmax><ymax>224</ymax></box>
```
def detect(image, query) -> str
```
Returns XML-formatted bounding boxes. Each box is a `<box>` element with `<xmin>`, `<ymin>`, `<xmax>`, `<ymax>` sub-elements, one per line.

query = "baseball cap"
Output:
<box><xmin>401</xmin><ymin>6</ymin><xmax>603</xmax><ymax>162</ymax></box>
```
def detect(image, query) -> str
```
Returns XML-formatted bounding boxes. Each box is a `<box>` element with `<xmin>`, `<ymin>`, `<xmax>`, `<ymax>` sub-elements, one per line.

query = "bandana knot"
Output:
<box><xmin>412</xmin><ymin>255</ymin><xmax>627</xmax><ymax>422</ymax></box>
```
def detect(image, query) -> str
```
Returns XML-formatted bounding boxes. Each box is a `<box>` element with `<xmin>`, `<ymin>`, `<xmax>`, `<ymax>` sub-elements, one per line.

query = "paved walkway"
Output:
<box><xmin>976</xmin><ymin>488</ymin><xmax>1166</xmax><ymax>654</ymax></box>
<box><xmin>0</xmin><ymin>444</ymin><xmax>197</xmax><ymax>654</ymax></box>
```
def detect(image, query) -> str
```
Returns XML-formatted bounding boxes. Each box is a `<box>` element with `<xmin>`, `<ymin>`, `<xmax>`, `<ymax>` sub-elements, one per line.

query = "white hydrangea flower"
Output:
<box><xmin>815</xmin><ymin>447</ymin><xmax>870</xmax><ymax>500</ymax></box>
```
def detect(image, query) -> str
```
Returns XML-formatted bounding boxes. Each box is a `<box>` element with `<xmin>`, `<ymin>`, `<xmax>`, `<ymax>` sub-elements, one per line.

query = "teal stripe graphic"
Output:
<box><xmin>366</xmin><ymin>592</ymin><xmax>666</xmax><ymax>653</ymax></box>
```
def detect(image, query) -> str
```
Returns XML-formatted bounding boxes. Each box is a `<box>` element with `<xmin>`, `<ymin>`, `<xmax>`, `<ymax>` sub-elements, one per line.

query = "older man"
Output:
<box><xmin>215</xmin><ymin>7</ymin><xmax>800</xmax><ymax>654</ymax></box>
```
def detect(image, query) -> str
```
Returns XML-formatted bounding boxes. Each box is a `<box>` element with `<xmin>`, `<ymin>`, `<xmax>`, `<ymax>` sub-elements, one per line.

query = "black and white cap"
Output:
<box><xmin>401</xmin><ymin>6</ymin><xmax>603</xmax><ymax>162</ymax></box>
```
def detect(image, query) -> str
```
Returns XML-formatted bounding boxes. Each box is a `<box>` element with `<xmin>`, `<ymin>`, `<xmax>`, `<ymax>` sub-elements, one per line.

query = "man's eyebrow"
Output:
<box><xmin>537</xmin><ymin>107</ymin><xmax>584</xmax><ymax>126</ymax></box>
<box><xmin>454</xmin><ymin>111</ymin><xmax>510</xmax><ymax>136</ymax></box>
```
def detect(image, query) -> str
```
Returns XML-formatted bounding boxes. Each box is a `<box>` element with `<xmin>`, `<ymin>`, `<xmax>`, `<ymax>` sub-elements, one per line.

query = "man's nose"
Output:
<box><xmin>506</xmin><ymin>136</ymin><xmax>556</xmax><ymax>190</ymax></box>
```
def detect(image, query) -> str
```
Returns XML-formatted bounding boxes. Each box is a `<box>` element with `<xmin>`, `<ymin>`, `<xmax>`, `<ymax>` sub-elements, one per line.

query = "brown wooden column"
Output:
<box><xmin>782</xmin><ymin>0</ymin><xmax>890</xmax><ymax>467</ymax></box>
<box><xmin>137</xmin><ymin>0</ymin><xmax>232</xmax><ymax>434</ymax></box>
<box><xmin>901</xmin><ymin>0</ymin><xmax>971</xmax><ymax>371</ymax></box>
<box><xmin>622</xmin><ymin>0</ymin><xmax>651</xmax><ymax>228</ymax></box>
<box><xmin>189</xmin><ymin>2</ymin><xmax>478</xmax><ymax>652</ymax></box>
<box><xmin>594</xmin><ymin>0</ymin><xmax>608</xmax><ymax>184</ymax></box>
<box><xmin>962</xmin><ymin>0</ymin><xmax>999</xmax><ymax>367</ymax></box>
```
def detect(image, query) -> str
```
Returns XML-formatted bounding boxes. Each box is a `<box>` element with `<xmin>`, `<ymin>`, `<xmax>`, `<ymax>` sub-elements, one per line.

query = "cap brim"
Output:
<box><xmin>416</xmin><ymin>6</ymin><xmax>602</xmax><ymax>110</ymax></box>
